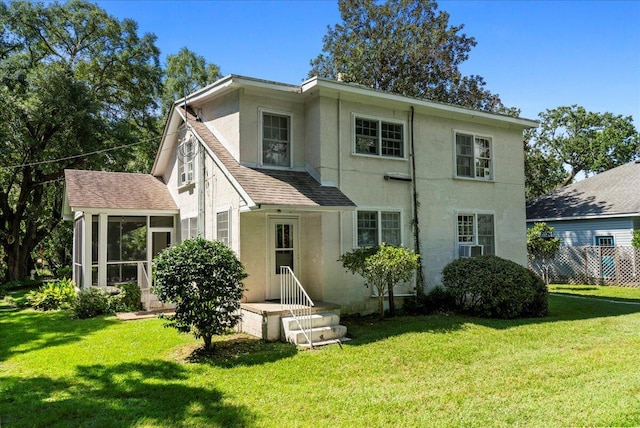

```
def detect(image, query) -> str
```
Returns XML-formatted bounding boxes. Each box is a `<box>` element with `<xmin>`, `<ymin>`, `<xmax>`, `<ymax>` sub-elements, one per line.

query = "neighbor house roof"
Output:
<box><xmin>181</xmin><ymin>107</ymin><xmax>356</xmax><ymax>209</ymax></box>
<box><xmin>64</xmin><ymin>169</ymin><xmax>178</xmax><ymax>212</ymax></box>
<box><xmin>526</xmin><ymin>160</ymin><xmax>640</xmax><ymax>221</ymax></box>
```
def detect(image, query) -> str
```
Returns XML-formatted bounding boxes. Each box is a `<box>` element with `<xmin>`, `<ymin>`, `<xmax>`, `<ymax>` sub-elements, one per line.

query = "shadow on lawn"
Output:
<box><xmin>186</xmin><ymin>336</ymin><xmax>297</xmax><ymax>368</ymax></box>
<box><xmin>342</xmin><ymin>294</ymin><xmax>640</xmax><ymax>346</ymax></box>
<box><xmin>0</xmin><ymin>308</ymin><xmax>118</xmax><ymax>362</ymax></box>
<box><xmin>0</xmin><ymin>360</ymin><xmax>252</xmax><ymax>427</ymax></box>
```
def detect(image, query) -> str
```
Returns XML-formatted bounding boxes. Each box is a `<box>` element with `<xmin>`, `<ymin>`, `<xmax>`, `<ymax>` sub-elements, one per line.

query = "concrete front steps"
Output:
<box><xmin>281</xmin><ymin>312</ymin><xmax>349</xmax><ymax>347</ymax></box>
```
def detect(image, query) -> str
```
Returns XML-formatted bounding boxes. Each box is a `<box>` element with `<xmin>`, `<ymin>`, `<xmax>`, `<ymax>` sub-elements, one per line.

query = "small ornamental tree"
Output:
<box><xmin>632</xmin><ymin>230</ymin><xmax>640</xmax><ymax>249</ymax></box>
<box><xmin>527</xmin><ymin>222</ymin><xmax>561</xmax><ymax>285</ymax></box>
<box><xmin>153</xmin><ymin>238</ymin><xmax>247</xmax><ymax>350</ymax></box>
<box><xmin>341</xmin><ymin>243</ymin><xmax>419</xmax><ymax>318</ymax></box>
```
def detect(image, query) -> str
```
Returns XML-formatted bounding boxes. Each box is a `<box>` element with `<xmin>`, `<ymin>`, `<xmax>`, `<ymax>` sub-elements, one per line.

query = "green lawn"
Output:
<box><xmin>2</xmin><ymin>289</ymin><xmax>640</xmax><ymax>427</ymax></box>
<box><xmin>549</xmin><ymin>283</ymin><xmax>640</xmax><ymax>302</ymax></box>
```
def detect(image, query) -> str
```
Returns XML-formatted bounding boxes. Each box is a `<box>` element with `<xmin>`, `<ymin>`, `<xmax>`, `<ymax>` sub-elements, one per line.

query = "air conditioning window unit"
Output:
<box><xmin>483</xmin><ymin>168</ymin><xmax>491</xmax><ymax>178</ymax></box>
<box><xmin>459</xmin><ymin>244</ymin><xmax>483</xmax><ymax>258</ymax></box>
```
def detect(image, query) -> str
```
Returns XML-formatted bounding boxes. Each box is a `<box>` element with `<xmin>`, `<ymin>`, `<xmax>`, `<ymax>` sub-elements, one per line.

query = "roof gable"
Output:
<box><xmin>526</xmin><ymin>161</ymin><xmax>640</xmax><ymax>220</ymax></box>
<box><xmin>181</xmin><ymin>108</ymin><xmax>355</xmax><ymax>209</ymax></box>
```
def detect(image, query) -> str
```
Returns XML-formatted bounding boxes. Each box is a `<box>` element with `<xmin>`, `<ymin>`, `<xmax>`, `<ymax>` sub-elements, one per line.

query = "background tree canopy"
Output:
<box><xmin>525</xmin><ymin>105</ymin><xmax>639</xmax><ymax>199</ymax></box>
<box><xmin>0</xmin><ymin>0</ymin><xmax>162</xmax><ymax>281</ymax></box>
<box><xmin>161</xmin><ymin>47</ymin><xmax>221</xmax><ymax>116</ymax></box>
<box><xmin>309</xmin><ymin>0</ymin><xmax>516</xmax><ymax>114</ymax></box>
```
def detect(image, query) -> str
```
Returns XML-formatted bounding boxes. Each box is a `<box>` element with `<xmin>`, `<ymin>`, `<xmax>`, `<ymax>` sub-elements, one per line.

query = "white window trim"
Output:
<box><xmin>215</xmin><ymin>206</ymin><xmax>232</xmax><ymax>246</ymax></box>
<box><xmin>454</xmin><ymin>210</ymin><xmax>496</xmax><ymax>258</ymax></box>
<box><xmin>177</xmin><ymin>135</ymin><xmax>196</xmax><ymax>187</ymax></box>
<box><xmin>453</xmin><ymin>129</ymin><xmax>494</xmax><ymax>181</ymax></box>
<box><xmin>351</xmin><ymin>113</ymin><xmax>408</xmax><ymax>160</ymax></box>
<box><xmin>353</xmin><ymin>208</ymin><xmax>404</xmax><ymax>248</ymax></box>
<box><xmin>180</xmin><ymin>215</ymin><xmax>198</xmax><ymax>241</ymax></box>
<box><xmin>258</xmin><ymin>108</ymin><xmax>294</xmax><ymax>168</ymax></box>
<box><xmin>595</xmin><ymin>235</ymin><xmax>615</xmax><ymax>246</ymax></box>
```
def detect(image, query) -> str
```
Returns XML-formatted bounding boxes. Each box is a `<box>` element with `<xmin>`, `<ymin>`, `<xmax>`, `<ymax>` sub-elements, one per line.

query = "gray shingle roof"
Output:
<box><xmin>182</xmin><ymin>107</ymin><xmax>356</xmax><ymax>209</ymax></box>
<box><xmin>65</xmin><ymin>169</ymin><xmax>178</xmax><ymax>211</ymax></box>
<box><xmin>526</xmin><ymin>161</ymin><xmax>640</xmax><ymax>220</ymax></box>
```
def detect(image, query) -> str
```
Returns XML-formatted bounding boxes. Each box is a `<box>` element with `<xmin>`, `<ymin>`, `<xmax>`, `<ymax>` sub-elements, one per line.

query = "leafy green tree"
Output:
<box><xmin>310</xmin><ymin>0</ymin><xmax>515</xmax><ymax>113</ymax></box>
<box><xmin>0</xmin><ymin>0</ymin><xmax>162</xmax><ymax>281</ymax></box>
<box><xmin>341</xmin><ymin>243</ymin><xmax>419</xmax><ymax>318</ymax></box>
<box><xmin>153</xmin><ymin>238</ymin><xmax>247</xmax><ymax>350</ymax></box>
<box><xmin>525</xmin><ymin>105</ymin><xmax>639</xmax><ymax>198</ymax></box>
<box><xmin>527</xmin><ymin>223</ymin><xmax>561</xmax><ymax>285</ymax></box>
<box><xmin>161</xmin><ymin>47</ymin><xmax>221</xmax><ymax>115</ymax></box>
<box><xmin>632</xmin><ymin>230</ymin><xmax>640</xmax><ymax>249</ymax></box>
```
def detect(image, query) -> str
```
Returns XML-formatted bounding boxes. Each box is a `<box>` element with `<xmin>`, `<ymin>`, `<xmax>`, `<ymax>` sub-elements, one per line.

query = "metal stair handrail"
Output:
<box><xmin>138</xmin><ymin>261</ymin><xmax>151</xmax><ymax>310</ymax></box>
<box><xmin>280</xmin><ymin>266</ymin><xmax>315</xmax><ymax>347</ymax></box>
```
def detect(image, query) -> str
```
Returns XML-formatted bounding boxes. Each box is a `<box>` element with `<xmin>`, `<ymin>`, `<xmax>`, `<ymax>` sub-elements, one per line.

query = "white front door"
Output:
<box><xmin>267</xmin><ymin>218</ymin><xmax>298</xmax><ymax>300</ymax></box>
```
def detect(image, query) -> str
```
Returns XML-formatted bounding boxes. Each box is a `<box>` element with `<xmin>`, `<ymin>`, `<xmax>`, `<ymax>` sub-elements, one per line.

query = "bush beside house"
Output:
<box><xmin>442</xmin><ymin>255</ymin><xmax>548</xmax><ymax>319</ymax></box>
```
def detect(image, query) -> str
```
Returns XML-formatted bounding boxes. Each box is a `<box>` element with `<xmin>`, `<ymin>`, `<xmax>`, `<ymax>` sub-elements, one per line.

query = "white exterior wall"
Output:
<box><xmin>160</xmin><ymin>83</ymin><xmax>530</xmax><ymax>314</ymax></box>
<box><xmin>238</xmin><ymin>91</ymin><xmax>306</xmax><ymax>167</ymax></box>
<box><xmin>200</xmin><ymin>91</ymin><xmax>241</xmax><ymax>160</ymax></box>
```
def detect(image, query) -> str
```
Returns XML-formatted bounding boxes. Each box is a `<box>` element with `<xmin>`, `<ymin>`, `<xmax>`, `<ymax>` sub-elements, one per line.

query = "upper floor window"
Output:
<box><xmin>457</xmin><ymin>213</ymin><xmax>494</xmax><ymax>257</ymax></box>
<box><xmin>178</xmin><ymin>137</ymin><xmax>195</xmax><ymax>185</ymax></box>
<box><xmin>357</xmin><ymin>210</ymin><xmax>401</xmax><ymax>247</ymax></box>
<box><xmin>354</xmin><ymin>116</ymin><xmax>404</xmax><ymax>158</ymax></box>
<box><xmin>455</xmin><ymin>132</ymin><xmax>492</xmax><ymax>180</ymax></box>
<box><xmin>262</xmin><ymin>112</ymin><xmax>291</xmax><ymax>167</ymax></box>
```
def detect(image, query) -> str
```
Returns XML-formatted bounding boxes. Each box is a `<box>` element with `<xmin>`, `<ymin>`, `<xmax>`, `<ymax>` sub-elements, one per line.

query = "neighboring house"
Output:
<box><xmin>526</xmin><ymin>160</ymin><xmax>640</xmax><ymax>247</ymax></box>
<box><xmin>64</xmin><ymin>75</ymin><xmax>537</xmax><ymax>339</ymax></box>
<box><xmin>526</xmin><ymin>160</ymin><xmax>640</xmax><ymax>285</ymax></box>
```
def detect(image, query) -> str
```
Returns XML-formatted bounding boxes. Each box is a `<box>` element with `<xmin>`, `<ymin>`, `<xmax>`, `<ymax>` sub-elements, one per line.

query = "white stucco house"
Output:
<box><xmin>63</xmin><ymin>75</ymin><xmax>537</xmax><ymax>342</ymax></box>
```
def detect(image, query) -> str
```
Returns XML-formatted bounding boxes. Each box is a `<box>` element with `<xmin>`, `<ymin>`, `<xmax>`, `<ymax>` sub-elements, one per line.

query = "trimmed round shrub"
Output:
<box><xmin>442</xmin><ymin>255</ymin><xmax>548</xmax><ymax>319</ymax></box>
<box><xmin>75</xmin><ymin>287</ymin><xmax>112</xmax><ymax>319</ymax></box>
<box><xmin>153</xmin><ymin>237</ymin><xmax>247</xmax><ymax>350</ymax></box>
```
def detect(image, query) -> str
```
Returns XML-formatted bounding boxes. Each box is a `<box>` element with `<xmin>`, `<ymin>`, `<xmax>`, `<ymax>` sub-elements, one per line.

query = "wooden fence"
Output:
<box><xmin>529</xmin><ymin>246</ymin><xmax>640</xmax><ymax>286</ymax></box>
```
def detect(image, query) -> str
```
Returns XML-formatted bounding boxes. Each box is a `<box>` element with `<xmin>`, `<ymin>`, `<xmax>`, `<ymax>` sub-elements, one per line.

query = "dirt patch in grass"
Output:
<box><xmin>171</xmin><ymin>333</ymin><xmax>298</xmax><ymax>367</ymax></box>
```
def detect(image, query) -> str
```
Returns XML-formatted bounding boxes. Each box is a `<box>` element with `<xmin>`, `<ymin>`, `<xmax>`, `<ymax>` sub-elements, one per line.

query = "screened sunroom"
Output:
<box><xmin>63</xmin><ymin>170</ymin><xmax>179</xmax><ymax>292</ymax></box>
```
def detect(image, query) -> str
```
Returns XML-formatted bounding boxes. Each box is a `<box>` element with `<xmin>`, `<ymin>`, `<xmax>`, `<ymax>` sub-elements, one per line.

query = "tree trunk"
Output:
<box><xmin>387</xmin><ymin>283</ymin><xmax>395</xmax><ymax>317</ymax></box>
<box><xmin>378</xmin><ymin>294</ymin><xmax>384</xmax><ymax>319</ymax></box>
<box><xmin>3</xmin><ymin>241</ymin><xmax>33</xmax><ymax>283</ymax></box>
<box><xmin>203</xmin><ymin>334</ymin><xmax>213</xmax><ymax>350</ymax></box>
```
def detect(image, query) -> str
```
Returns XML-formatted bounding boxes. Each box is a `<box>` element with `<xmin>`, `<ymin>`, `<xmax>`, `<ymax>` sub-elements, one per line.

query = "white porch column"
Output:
<box><xmin>82</xmin><ymin>215</ymin><xmax>92</xmax><ymax>289</ymax></box>
<box><xmin>98</xmin><ymin>213</ymin><xmax>108</xmax><ymax>287</ymax></box>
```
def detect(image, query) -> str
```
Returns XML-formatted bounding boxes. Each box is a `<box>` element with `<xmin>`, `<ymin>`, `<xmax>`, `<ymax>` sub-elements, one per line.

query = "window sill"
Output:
<box><xmin>454</xmin><ymin>176</ymin><xmax>494</xmax><ymax>183</ymax></box>
<box><xmin>177</xmin><ymin>182</ymin><xmax>195</xmax><ymax>193</ymax></box>
<box><xmin>351</xmin><ymin>153</ymin><xmax>408</xmax><ymax>162</ymax></box>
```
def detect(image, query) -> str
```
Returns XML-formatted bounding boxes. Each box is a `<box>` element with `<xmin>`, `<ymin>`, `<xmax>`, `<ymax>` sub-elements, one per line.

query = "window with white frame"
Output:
<box><xmin>456</xmin><ymin>213</ymin><xmax>494</xmax><ymax>257</ymax></box>
<box><xmin>357</xmin><ymin>210</ymin><xmax>401</xmax><ymax>247</ymax></box>
<box><xmin>216</xmin><ymin>210</ymin><xmax>230</xmax><ymax>246</ymax></box>
<box><xmin>262</xmin><ymin>112</ymin><xmax>291</xmax><ymax>167</ymax></box>
<box><xmin>180</xmin><ymin>217</ymin><xmax>197</xmax><ymax>241</ymax></box>
<box><xmin>178</xmin><ymin>137</ymin><xmax>195</xmax><ymax>185</ymax></box>
<box><xmin>354</xmin><ymin>116</ymin><xmax>404</xmax><ymax>158</ymax></box>
<box><xmin>455</xmin><ymin>132</ymin><xmax>492</xmax><ymax>180</ymax></box>
<box><xmin>595</xmin><ymin>236</ymin><xmax>614</xmax><ymax>246</ymax></box>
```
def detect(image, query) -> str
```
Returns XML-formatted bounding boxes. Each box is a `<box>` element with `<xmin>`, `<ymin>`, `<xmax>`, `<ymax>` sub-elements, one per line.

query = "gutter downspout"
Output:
<box><xmin>410</xmin><ymin>106</ymin><xmax>425</xmax><ymax>297</ymax></box>
<box><xmin>338</xmin><ymin>96</ymin><xmax>344</xmax><ymax>256</ymax></box>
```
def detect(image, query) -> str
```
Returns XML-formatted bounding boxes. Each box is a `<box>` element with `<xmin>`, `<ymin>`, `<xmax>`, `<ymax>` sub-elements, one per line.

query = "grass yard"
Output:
<box><xmin>2</xmin><ymin>287</ymin><xmax>640</xmax><ymax>427</ymax></box>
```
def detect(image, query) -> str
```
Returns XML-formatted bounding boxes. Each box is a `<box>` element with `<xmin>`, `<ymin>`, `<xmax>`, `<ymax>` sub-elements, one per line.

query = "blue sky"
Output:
<box><xmin>94</xmin><ymin>0</ymin><xmax>640</xmax><ymax>123</ymax></box>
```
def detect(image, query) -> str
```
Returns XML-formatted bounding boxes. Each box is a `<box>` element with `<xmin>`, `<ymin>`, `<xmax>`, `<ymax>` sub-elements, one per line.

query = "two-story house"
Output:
<box><xmin>64</xmin><ymin>75</ymin><xmax>537</xmax><ymax>342</ymax></box>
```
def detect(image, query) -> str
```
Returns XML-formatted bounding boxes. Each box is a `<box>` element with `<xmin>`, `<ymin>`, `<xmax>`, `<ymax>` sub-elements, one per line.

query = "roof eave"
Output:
<box><xmin>301</xmin><ymin>77</ymin><xmax>539</xmax><ymax>129</ymax></box>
